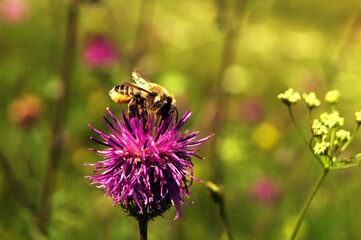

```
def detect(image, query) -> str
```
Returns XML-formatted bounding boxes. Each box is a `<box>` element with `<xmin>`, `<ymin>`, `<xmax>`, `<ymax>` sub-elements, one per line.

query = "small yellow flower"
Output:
<box><xmin>333</xmin><ymin>129</ymin><xmax>351</xmax><ymax>145</ymax></box>
<box><xmin>335</xmin><ymin>129</ymin><xmax>351</xmax><ymax>141</ymax></box>
<box><xmin>302</xmin><ymin>92</ymin><xmax>320</xmax><ymax>109</ymax></box>
<box><xmin>313</xmin><ymin>141</ymin><xmax>330</xmax><ymax>155</ymax></box>
<box><xmin>355</xmin><ymin>111</ymin><xmax>361</xmax><ymax>123</ymax></box>
<box><xmin>278</xmin><ymin>88</ymin><xmax>301</xmax><ymax>105</ymax></box>
<box><xmin>319</xmin><ymin>111</ymin><xmax>344</xmax><ymax>128</ymax></box>
<box><xmin>324</xmin><ymin>90</ymin><xmax>340</xmax><ymax>104</ymax></box>
<box><xmin>252</xmin><ymin>122</ymin><xmax>280</xmax><ymax>150</ymax></box>
<box><xmin>311</xmin><ymin>119</ymin><xmax>328</xmax><ymax>137</ymax></box>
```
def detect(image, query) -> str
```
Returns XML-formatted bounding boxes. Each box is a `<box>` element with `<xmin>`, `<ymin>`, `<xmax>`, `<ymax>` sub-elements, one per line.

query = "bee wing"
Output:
<box><xmin>132</xmin><ymin>68</ymin><xmax>150</xmax><ymax>86</ymax></box>
<box><xmin>122</xmin><ymin>82</ymin><xmax>153</xmax><ymax>95</ymax></box>
<box><xmin>109</xmin><ymin>82</ymin><xmax>152</xmax><ymax>102</ymax></box>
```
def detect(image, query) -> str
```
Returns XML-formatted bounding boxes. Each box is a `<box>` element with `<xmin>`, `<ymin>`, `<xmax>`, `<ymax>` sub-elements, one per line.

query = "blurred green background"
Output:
<box><xmin>1</xmin><ymin>0</ymin><xmax>361</xmax><ymax>239</ymax></box>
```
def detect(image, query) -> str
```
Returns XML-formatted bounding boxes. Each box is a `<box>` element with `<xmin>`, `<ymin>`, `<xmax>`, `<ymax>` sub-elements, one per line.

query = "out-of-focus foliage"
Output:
<box><xmin>1</xmin><ymin>0</ymin><xmax>361</xmax><ymax>239</ymax></box>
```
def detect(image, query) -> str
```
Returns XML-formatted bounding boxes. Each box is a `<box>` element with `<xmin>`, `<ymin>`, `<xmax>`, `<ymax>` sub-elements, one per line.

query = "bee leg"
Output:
<box><xmin>127</xmin><ymin>98</ymin><xmax>139</xmax><ymax>118</ymax></box>
<box><xmin>172</xmin><ymin>106</ymin><xmax>178</xmax><ymax>122</ymax></box>
<box><xmin>157</xmin><ymin>97</ymin><xmax>176</xmax><ymax>124</ymax></box>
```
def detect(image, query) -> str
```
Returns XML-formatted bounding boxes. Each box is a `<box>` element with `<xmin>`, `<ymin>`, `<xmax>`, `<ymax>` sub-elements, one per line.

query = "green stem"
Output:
<box><xmin>309</xmin><ymin>137</ymin><xmax>326</xmax><ymax>168</ymax></box>
<box><xmin>219</xmin><ymin>201</ymin><xmax>234</xmax><ymax>240</ymax></box>
<box><xmin>137</xmin><ymin>217</ymin><xmax>148</xmax><ymax>240</ymax></box>
<box><xmin>287</xmin><ymin>168</ymin><xmax>329</xmax><ymax>240</ymax></box>
<box><xmin>340</xmin><ymin>125</ymin><xmax>359</xmax><ymax>153</ymax></box>
<box><xmin>129</xmin><ymin>0</ymin><xmax>154</xmax><ymax>67</ymax></box>
<box><xmin>37</xmin><ymin>0</ymin><xmax>79</xmax><ymax>235</ymax></box>
<box><xmin>287</xmin><ymin>106</ymin><xmax>308</xmax><ymax>144</ymax></box>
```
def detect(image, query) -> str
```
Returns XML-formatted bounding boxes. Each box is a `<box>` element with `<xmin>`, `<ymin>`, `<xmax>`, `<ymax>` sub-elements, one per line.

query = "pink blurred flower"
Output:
<box><xmin>239</xmin><ymin>97</ymin><xmax>264</xmax><ymax>124</ymax></box>
<box><xmin>0</xmin><ymin>0</ymin><xmax>28</xmax><ymax>24</ymax></box>
<box><xmin>83</xmin><ymin>35</ymin><xmax>119</xmax><ymax>68</ymax></box>
<box><xmin>250</xmin><ymin>176</ymin><xmax>279</xmax><ymax>204</ymax></box>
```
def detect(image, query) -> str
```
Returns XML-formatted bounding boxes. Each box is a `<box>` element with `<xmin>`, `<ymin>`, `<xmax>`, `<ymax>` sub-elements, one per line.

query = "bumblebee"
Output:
<box><xmin>109</xmin><ymin>69</ymin><xmax>177</xmax><ymax>123</ymax></box>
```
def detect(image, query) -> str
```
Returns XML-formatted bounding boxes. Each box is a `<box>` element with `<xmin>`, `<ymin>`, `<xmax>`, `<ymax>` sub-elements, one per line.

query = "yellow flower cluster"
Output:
<box><xmin>279</xmin><ymin>88</ymin><xmax>361</xmax><ymax>170</ymax></box>
<box><xmin>277</xmin><ymin>88</ymin><xmax>301</xmax><ymax>105</ymax></box>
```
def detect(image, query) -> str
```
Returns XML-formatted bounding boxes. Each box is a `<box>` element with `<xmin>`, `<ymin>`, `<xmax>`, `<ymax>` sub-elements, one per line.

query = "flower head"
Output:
<box><xmin>239</xmin><ymin>97</ymin><xmax>264</xmax><ymax>124</ymax></box>
<box><xmin>319</xmin><ymin>111</ymin><xmax>344</xmax><ymax>128</ymax></box>
<box><xmin>355</xmin><ymin>111</ymin><xmax>361</xmax><ymax>124</ymax></box>
<box><xmin>250</xmin><ymin>176</ymin><xmax>279</xmax><ymax>204</ymax></box>
<box><xmin>313</xmin><ymin>141</ymin><xmax>330</xmax><ymax>155</ymax></box>
<box><xmin>86</xmin><ymin>108</ymin><xmax>213</xmax><ymax>219</ymax></box>
<box><xmin>333</xmin><ymin>129</ymin><xmax>351</xmax><ymax>146</ymax></box>
<box><xmin>335</xmin><ymin>129</ymin><xmax>351</xmax><ymax>142</ymax></box>
<box><xmin>324</xmin><ymin>89</ymin><xmax>340</xmax><ymax>104</ymax></box>
<box><xmin>8</xmin><ymin>94</ymin><xmax>44</xmax><ymax>127</ymax></box>
<box><xmin>302</xmin><ymin>92</ymin><xmax>320</xmax><ymax>109</ymax></box>
<box><xmin>280</xmin><ymin>88</ymin><xmax>361</xmax><ymax>170</ymax></box>
<box><xmin>0</xmin><ymin>0</ymin><xmax>28</xmax><ymax>24</ymax></box>
<box><xmin>311</xmin><ymin>119</ymin><xmax>328</xmax><ymax>138</ymax></box>
<box><xmin>83</xmin><ymin>35</ymin><xmax>119</xmax><ymax>68</ymax></box>
<box><xmin>278</xmin><ymin>88</ymin><xmax>301</xmax><ymax>105</ymax></box>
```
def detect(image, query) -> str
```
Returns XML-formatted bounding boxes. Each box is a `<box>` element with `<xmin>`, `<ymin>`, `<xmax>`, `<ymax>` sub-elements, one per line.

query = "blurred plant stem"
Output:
<box><xmin>287</xmin><ymin>106</ymin><xmax>308</xmax><ymax>144</ymax></box>
<box><xmin>288</xmin><ymin>169</ymin><xmax>329</xmax><ymax>240</ymax></box>
<box><xmin>219</xmin><ymin>202</ymin><xmax>234</xmax><ymax>240</ymax></box>
<box><xmin>138</xmin><ymin>217</ymin><xmax>148</xmax><ymax>240</ymax></box>
<box><xmin>198</xmin><ymin>2</ymin><xmax>244</xmax><ymax>238</ymax></box>
<box><xmin>205</xmin><ymin>0</ymin><xmax>243</xmax><ymax>183</ymax></box>
<box><xmin>129</xmin><ymin>0</ymin><xmax>155</xmax><ymax>68</ymax></box>
<box><xmin>37</xmin><ymin>0</ymin><xmax>80</xmax><ymax>235</ymax></box>
<box><xmin>206</xmin><ymin>182</ymin><xmax>233</xmax><ymax>240</ymax></box>
<box><xmin>0</xmin><ymin>149</ymin><xmax>34</xmax><ymax>210</ymax></box>
<box><xmin>325</xmin><ymin>11</ymin><xmax>360</xmax><ymax>85</ymax></box>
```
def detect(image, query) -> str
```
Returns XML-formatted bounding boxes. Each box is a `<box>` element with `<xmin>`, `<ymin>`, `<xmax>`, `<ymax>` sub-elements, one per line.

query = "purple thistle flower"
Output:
<box><xmin>83</xmin><ymin>35</ymin><xmax>119</xmax><ymax>68</ymax></box>
<box><xmin>86</xmin><ymin>108</ymin><xmax>213</xmax><ymax>220</ymax></box>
